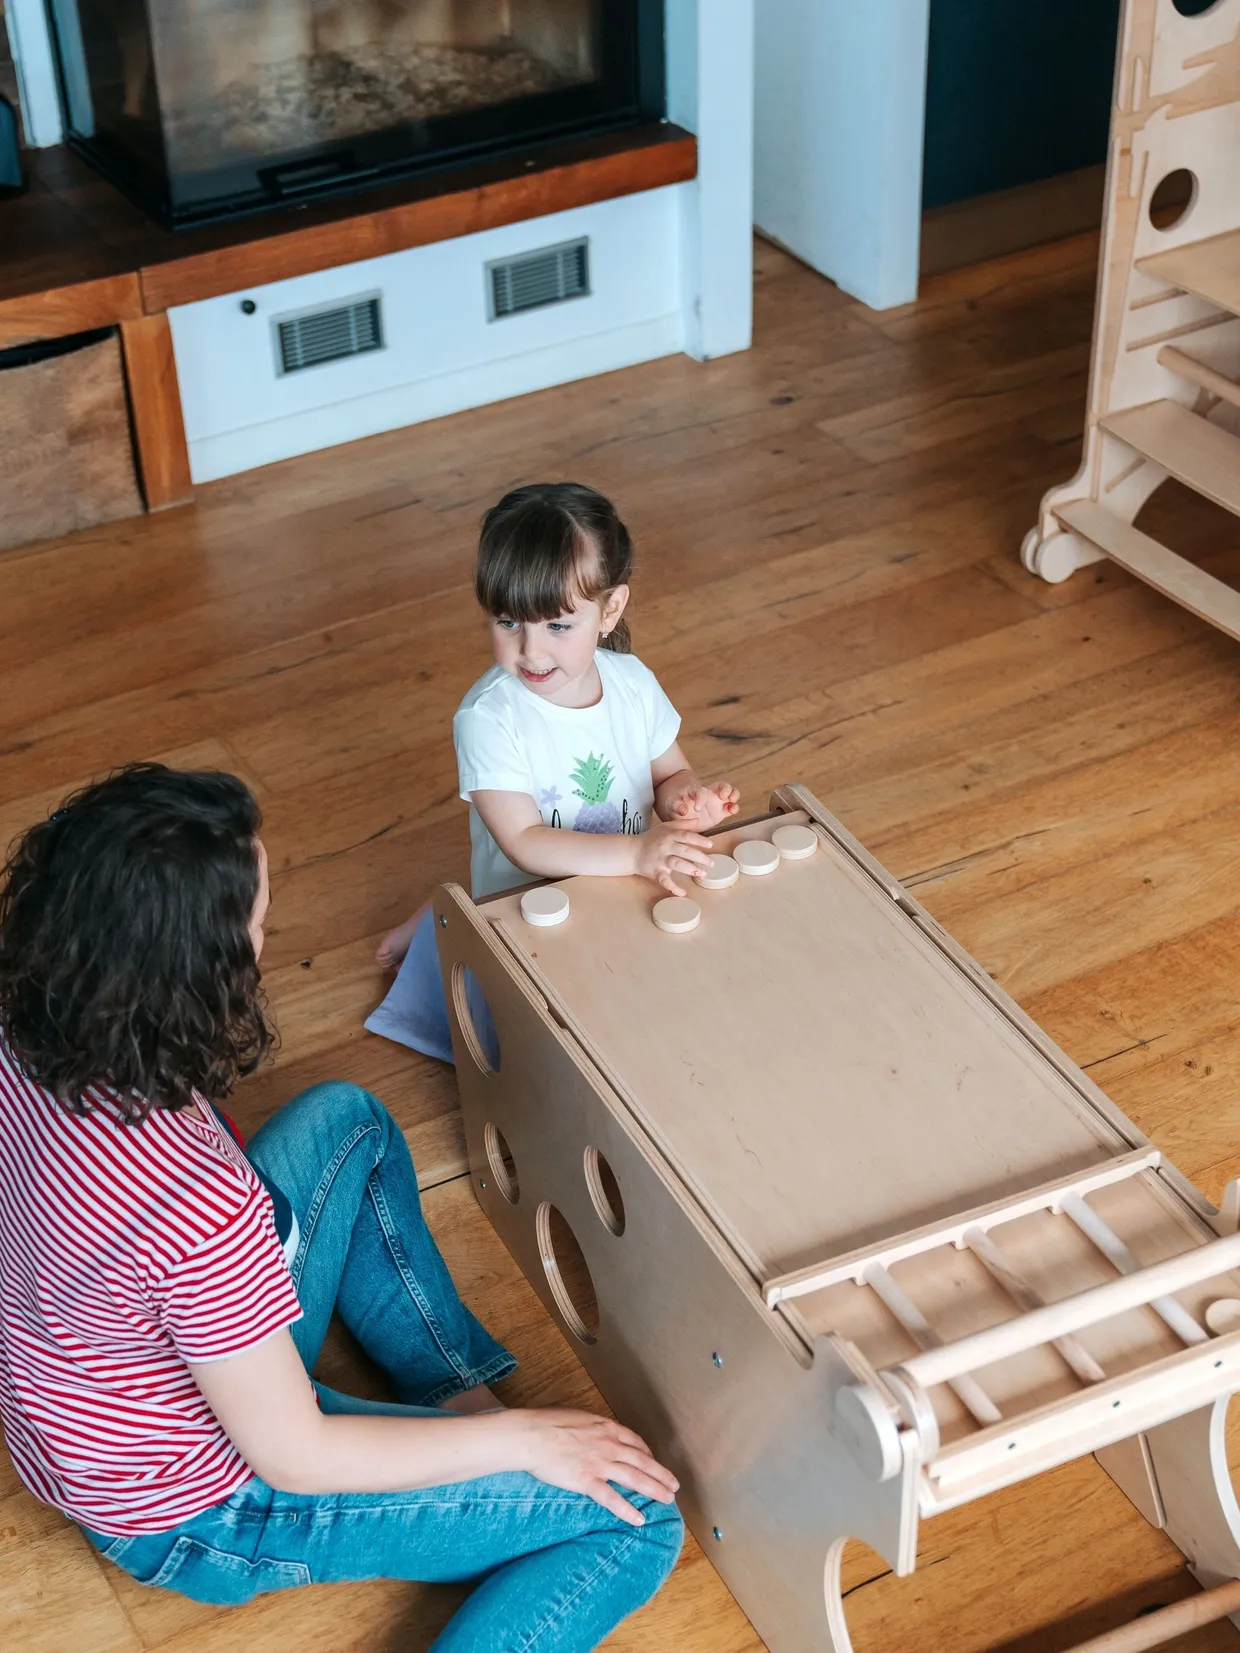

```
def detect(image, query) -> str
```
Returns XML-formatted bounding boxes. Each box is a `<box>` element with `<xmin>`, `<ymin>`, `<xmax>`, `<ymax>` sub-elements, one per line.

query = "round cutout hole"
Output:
<box><xmin>1173</xmin><ymin>0</ymin><xmax>1220</xmax><ymax>16</ymax></box>
<box><xmin>536</xmin><ymin>1203</ymin><xmax>599</xmax><ymax>1344</ymax></box>
<box><xmin>450</xmin><ymin>964</ymin><xmax>501</xmax><ymax>1075</ymax></box>
<box><xmin>584</xmin><ymin>1147</ymin><xmax>625</xmax><ymax>1237</ymax></box>
<box><xmin>484</xmin><ymin>1122</ymin><xmax>519</xmax><ymax>1204</ymax></box>
<box><xmin>1149</xmin><ymin>168</ymin><xmax>1197</xmax><ymax>231</ymax></box>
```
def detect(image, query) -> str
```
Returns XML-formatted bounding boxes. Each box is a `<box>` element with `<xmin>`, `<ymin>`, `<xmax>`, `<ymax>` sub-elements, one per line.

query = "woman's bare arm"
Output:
<box><xmin>191</xmin><ymin>1330</ymin><xmax>677</xmax><ymax>1525</ymax></box>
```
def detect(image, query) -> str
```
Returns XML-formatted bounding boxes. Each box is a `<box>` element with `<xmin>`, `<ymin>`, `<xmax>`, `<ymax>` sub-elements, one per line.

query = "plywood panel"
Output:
<box><xmin>484</xmin><ymin>814</ymin><xmax>1123</xmax><ymax>1281</ymax></box>
<box><xmin>1098</xmin><ymin>404</ymin><xmax>1240</xmax><ymax>523</ymax></box>
<box><xmin>1139</xmin><ymin>229</ymin><xmax>1240</xmax><ymax>319</ymax></box>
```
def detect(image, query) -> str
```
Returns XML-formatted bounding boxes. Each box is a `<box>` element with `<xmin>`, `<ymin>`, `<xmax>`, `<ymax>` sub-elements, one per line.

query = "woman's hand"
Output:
<box><xmin>633</xmin><ymin>819</ymin><xmax>714</xmax><ymax>894</ymax></box>
<box><xmin>670</xmin><ymin>781</ymin><xmax>741</xmax><ymax>832</ymax></box>
<box><xmin>511</xmin><ymin>1408</ymin><xmax>679</xmax><ymax>1526</ymax></box>
<box><xmin>193</xmin><ymin>1334</ymin><xmax>678</xmax><ymax>1511</ymax></box>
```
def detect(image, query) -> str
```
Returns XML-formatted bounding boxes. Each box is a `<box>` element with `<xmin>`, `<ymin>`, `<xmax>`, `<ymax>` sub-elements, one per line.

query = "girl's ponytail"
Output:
<box><xmin>600</xmin><ymin>615</ymin><xmax>632</xmax><ymax>654</ymax></box>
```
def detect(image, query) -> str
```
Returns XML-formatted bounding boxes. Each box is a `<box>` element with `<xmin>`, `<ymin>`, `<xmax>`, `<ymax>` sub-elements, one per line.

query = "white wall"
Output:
<box><xmin>172</xmin><ymin>188</ymin><xmax>685</xmax><ymax>482</ymax></box>
<box><xmin>667</xmin><ymin>0</ymin><xmax>754</xmax><ymax>360</ymax></box>
<box><xmin>6</xmin><ymin>0</ymin><xmax>63</xmax><ymax>146</ymax></box>
<box><xmin>754</xmin><ymin>0</ymin><xmax>930</xmax><ymax>311</ymax></box>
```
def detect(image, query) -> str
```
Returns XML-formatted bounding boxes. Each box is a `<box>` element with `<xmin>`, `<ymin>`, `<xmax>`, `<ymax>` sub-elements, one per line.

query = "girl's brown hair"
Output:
<box><xmin>475</xmin><ymin>482</ymin><xmax>633</xmax><ymax>653</ymax></box>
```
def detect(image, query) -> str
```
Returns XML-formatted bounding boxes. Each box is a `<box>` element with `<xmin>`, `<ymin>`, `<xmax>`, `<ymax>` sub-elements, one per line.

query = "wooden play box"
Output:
<box><xmin>434</xmin><ymin>784</ymin><xmax>1240</xmax><ymax>1652</ymax></box>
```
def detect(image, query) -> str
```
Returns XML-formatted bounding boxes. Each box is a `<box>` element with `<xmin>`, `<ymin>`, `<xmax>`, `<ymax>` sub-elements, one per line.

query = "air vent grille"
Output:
<box><xmin>275</xmin><ymin>294</ymin><xmax>384</xmax><ymax>374</ymax></box>
<box><xmin>488</xmin><ymin>239</ymin><xmax>590</xmax><ymax>320</ymax></box>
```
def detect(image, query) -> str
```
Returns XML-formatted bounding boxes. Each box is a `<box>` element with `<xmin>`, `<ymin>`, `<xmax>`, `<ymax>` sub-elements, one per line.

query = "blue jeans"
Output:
<box><xmin>83</xmin><ymin>1083</ymin><xmax>682</xmax><ymax>1650</ymax></box>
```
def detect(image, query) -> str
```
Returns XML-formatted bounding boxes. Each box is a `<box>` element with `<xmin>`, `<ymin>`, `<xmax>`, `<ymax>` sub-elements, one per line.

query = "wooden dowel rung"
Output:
<box><xmin>898</xmin><ymin>1230</ymin><xmax>1240</xmax><ymax>1391</ymax></box>
<box><xmin>963</xmin><ymin>1226</ymin><xmax>1106</xmax><ymax>1385</ymax></box>
<box><xmin>1064</xmin><ymin>1576</ymin><xmax>1240</xmax><ymax>1653</ymax></box>
<box><xmin>863</xmin><ymin>1264</ymin><xmax>1002</xmax><ymax>1428</ymax></box>
<box><xmin>1060</xmin><ymin>1194</ymin><xmax>1207</xmax><ymax>1346</ymax></box>
<box><xmin>1158</xmin><ymin>344</ymin><xmax>1240</xmax><ymax>412</ymax></box>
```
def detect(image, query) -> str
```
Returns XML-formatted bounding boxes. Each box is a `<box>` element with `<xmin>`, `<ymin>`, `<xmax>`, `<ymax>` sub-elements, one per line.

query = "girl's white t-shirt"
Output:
<box><xmin>454</xmin><ymin>650</ymin><xmax>681</xmax><ymax>897</ymax></box>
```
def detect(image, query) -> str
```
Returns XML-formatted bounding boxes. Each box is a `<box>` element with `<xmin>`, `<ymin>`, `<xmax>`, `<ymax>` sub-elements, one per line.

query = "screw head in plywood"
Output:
<box><xmin>1205</xmin><ymin>1298</ymin><xmax>1240</xmax><ymax>1335</ymax></box>
<box><xmin>772</xmin><ymin>824</ymin><xmax>818</xmax><ymax>861</ymax></box>
<box><xmin>653</xmin><ymin>896</ymin><xmax>701</xmax><ymax>933</ymax></box>
<box><xmin>697</xmin><ymin>853</ymin><xmax>739</xmax><ymax>889</ymax></box>
<box><xmin>734</xmin><ymin>839</ymin><xmax>780</xmax><ymax>877</ymax></box>
<box><xmin>521</xmin><ymin>887</ymin><xmax>570</xmax><ymax>927</ymax></box>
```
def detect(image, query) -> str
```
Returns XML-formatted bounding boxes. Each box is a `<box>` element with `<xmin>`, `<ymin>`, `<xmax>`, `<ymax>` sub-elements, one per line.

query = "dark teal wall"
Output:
<box><xmin>921</xmin><ymin>1</ymin><xmax>1122</xmax><ymax>209</ymax></box>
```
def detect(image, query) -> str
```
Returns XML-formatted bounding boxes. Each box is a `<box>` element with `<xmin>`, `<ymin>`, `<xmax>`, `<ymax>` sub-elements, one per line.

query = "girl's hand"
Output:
<box><xmin>512</xmin><ymin>1408</ymin><xmax>679</xmax><ymax>1526</ymax></box>
<box><xmin>634</xmin><ymin>820</ymin><xmax>715</xmax><ymax>894</ymax></box>
<box><xmin>671</xmin><ymin>781</ymin><xmax>741</xmax><ymax>832</ymax></box>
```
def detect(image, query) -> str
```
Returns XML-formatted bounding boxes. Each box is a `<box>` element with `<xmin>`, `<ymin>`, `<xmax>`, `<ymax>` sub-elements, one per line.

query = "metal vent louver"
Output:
<box><xmin>488</xmin><ymin>238</ymin><xmax>590</xmax><ymax>320</ymax></box>
<box><xmin>275</xmin><ymin>294</ymin><xmax>384</xmax><ymax>374</ymax></box>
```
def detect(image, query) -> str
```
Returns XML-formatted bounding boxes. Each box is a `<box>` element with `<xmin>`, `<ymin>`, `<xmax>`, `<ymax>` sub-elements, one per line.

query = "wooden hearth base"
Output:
<box><xmin>0</xmin><ymin>124</ymin><xmax>696</xmax><ymax>514</ymax></box>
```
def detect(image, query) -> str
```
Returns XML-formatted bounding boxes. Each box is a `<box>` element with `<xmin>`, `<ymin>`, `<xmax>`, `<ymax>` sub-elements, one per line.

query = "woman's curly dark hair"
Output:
<box><xmin>0</xmin><ymin>764</ymin><xmax>272</xmax><ymax>1121</ymax></box>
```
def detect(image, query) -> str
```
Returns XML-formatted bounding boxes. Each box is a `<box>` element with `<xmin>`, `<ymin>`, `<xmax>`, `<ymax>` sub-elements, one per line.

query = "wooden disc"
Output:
<box><xmin>520</xmin><ymin>886</ymin><xmax>570</xmax><ymax>927</ymax></box>
<box><xmin>696</xmin><ymin>853</ymin><xmax>740</xmax><ymax>890</ymax></box>
<box><xmin>772</xmin><ymin>824</ymin><xmax>818</xmax><ymax>861</ymax></box>
<box><xmin>734</xmin><ymin>839</ymin><xmax>780</xmax><ymax>876</ymax></box>
<box><xmin>653</xmin><ymin>897</ymin><xmax>701</xmax><ymax>933</ymax></box>
<box><xmin>1205</xmin><ymin>1297</ymin><xmax>1240</xmax><ymax>1335</ymax></box>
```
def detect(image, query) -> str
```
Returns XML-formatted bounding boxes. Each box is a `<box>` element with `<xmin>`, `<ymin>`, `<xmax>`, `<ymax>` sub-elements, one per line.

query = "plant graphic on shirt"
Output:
<box><xmin>570</xmin><ymin>753</ymin><xmax>623</xmax><ymax>834</ymax></box>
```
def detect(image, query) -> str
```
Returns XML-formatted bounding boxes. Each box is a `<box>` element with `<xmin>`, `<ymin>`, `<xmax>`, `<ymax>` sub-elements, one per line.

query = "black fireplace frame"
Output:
<box><xmin>46</xmin><ymin>0</ymin><xmax>666</xmax><ymax>230</ymax></box>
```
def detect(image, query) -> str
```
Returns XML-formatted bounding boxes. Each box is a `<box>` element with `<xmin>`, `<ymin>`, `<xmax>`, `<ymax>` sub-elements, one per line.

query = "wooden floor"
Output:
<box><xmin>4</xmin><ymin>230</ymin><xmax>1240</xmax><ymax>1652</ymax></box>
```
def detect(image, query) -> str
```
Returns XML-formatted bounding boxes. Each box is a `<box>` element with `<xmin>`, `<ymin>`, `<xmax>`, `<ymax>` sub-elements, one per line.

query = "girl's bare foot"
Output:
<box><xmin>375</xmin><ymin>911</ymin><xmax>421</xmax><ymax>969</ymax></box>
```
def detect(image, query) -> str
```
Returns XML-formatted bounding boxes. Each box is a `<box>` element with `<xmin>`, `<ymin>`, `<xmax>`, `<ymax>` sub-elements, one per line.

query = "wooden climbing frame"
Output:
<box><xmin>1023</xmin><ymin>0</ymin><xmax>1240</xmax><ymax>638</ymax></box>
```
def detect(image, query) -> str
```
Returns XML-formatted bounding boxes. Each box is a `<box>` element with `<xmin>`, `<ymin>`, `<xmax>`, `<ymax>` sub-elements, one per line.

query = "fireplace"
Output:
<box><xmin>45</xmin><ymin>0</ymin><xmax>664</xmax><ymax>228</ymax></box>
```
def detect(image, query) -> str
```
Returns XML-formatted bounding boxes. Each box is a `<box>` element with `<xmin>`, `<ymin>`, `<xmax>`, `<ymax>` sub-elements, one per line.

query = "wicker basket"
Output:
<box><xmin>0</xmin><ymin>328</ymin><xmax>143</xmax><ymax>552</ymax></box>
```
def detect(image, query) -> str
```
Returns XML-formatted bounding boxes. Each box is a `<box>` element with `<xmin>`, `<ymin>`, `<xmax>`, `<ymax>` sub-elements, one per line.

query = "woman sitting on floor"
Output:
<box><xmin>0</xmin><ymin>764</ymin><xmax>681</xmax><ymax>1652</ymax></box>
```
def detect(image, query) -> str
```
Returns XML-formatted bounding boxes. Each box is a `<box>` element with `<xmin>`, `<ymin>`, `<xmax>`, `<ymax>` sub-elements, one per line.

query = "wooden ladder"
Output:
<box><xmin>1024</xmin><ymin>0</ymin><xmax>1240</xmax><ymax>640</ymax></box>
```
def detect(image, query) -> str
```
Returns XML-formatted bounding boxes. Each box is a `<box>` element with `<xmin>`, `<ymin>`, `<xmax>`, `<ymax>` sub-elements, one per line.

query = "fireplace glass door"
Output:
<box><xmin>47</xmin><ymin>0</ymin><xmax>663</xmax><ymax>227</ymax></box>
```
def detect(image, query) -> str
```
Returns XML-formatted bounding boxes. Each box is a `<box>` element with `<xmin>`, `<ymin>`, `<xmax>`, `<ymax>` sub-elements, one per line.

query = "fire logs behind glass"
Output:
<box><xmin>129</xmin><ymin>0</ymin><xmax>597</xmax><ymax>170</ymax></box>
<box><xmin>46</xmin><ymin>0</ymin><xmax>659</xmax><ymax>225</ymax></box>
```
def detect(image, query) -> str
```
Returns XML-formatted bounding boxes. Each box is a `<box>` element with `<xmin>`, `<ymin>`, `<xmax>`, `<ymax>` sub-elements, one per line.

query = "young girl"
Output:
<box><xmin>0</xmin><ymin>765</ymin><xmax>682</xmax><ymax>1651</ymax></box>
<box><xmin>367</xmin><ymin>482</ymin><xmax>740</xmax><ymax>1058</ymax></box>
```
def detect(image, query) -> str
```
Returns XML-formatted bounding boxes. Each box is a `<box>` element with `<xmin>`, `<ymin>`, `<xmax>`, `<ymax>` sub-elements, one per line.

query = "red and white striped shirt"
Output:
<box><xmin>0</xmin><ymin>1037</ymin><xmax>302</xmax><ymax>1535</ymax></box>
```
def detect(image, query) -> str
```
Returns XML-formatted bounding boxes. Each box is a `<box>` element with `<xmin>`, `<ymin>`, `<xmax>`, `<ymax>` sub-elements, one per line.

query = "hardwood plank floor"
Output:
<box><xmin>3</xmin><ymin>229</ymin><xmax>1240</xmax><ymax>1651</ymax></box>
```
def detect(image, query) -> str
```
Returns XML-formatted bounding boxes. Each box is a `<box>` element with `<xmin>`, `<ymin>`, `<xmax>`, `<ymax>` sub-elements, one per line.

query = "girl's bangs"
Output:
<box><xmin>477</xmin><ymin>522</ymin><xmax>604</xmax><ymax>622</ymax></box>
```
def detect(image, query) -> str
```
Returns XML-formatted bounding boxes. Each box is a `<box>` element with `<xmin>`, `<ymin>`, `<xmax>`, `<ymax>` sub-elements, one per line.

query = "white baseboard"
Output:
<box><xmin>187</xmin><ymin>312</ymin><xmax>684</xmax><ymax>483</ymax></box>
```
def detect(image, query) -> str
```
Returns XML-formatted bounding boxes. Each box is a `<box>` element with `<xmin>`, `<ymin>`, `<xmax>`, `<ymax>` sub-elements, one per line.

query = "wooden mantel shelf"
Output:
<box><xmin>145</xmin><ymin>127</ymin><xmax>696</xmax><ymax>309</ymax></box>
<box><xmin>0</xmin><ymin>123</ymin><xmax>696</xmax><ymax>341</ymax></box>
<box><xmin>0</xmin><ymin>122</ymin><xmax>695</xmax><ymax>511</ymax></box>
